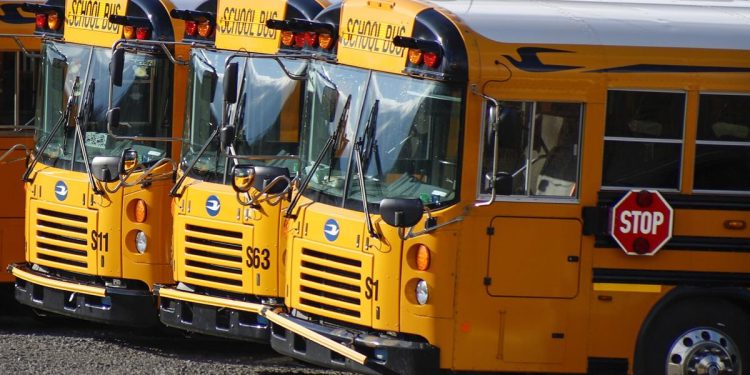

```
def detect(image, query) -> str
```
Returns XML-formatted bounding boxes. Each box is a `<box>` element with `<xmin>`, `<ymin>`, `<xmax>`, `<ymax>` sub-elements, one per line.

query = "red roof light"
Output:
<box><xmin>185</xmin><ymin>20</ymin><xmax>197</xmax><ymax>36</ymax></box>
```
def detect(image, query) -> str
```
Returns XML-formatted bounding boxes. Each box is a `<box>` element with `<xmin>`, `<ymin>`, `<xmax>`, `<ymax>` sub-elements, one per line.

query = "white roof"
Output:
<box><xmin>430</xmin><ymin>0</ymin><xmax>750</xmax><ymax>50</ymax></box>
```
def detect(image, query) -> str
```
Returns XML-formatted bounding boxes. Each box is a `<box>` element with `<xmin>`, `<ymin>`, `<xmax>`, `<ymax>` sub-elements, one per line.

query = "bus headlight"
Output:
<box><xmin>135</xmin><ymin>231</ymin><xmax>147</xmax><ymax>254</ymax></box>
<box><xmin>416</xmin><ymin>279</ymin><xmax>429</xmax><ymax>305</ymax></box>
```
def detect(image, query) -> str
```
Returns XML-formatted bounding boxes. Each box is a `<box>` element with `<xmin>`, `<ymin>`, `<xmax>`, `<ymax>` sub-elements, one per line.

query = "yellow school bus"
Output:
<box><xmin>8</xmin><ymin>0</ymin><xmax>191</xmax><ymax>326</ymax></box>
<box><xmin>0</xmin><ymin>1</ymin><xmax>39</xmax><ymax>284</ymax></box>
<box><xmin>156</xmin><ymin>0</ymin><xmax>329</xmax><ymax>342</ymax></box>
<box><xmin>270</xmin><ymin>0</ymin><xmax>750</xmax><ymax>374</ymax></box>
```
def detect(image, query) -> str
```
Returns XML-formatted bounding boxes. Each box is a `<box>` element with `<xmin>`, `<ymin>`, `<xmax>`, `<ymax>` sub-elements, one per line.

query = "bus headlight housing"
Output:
<box><xmin>134</xmin><ymin>199</ymin><xmax>147</xmax><ymax>223</ymax></box>
<box><xmin>135</xmin><ymin>231</ymin><xmax>147</xmax><ymax>254</ymax></box>
<box><xmin>414</xmin><ymin>244</ymin><xmax>431</xmax><ymax>271</ymax></box>
<box><xmin>416</xmin><ymin>279</ymin><xmax>429</xmax><ymax>305</ymax></box>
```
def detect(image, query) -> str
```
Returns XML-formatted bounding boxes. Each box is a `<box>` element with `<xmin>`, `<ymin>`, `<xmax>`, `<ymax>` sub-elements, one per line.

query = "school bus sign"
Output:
<box><xmin>610</xmin><ymin>190</ymin><xmax>674</xmax><ymax>256</ymax></box>
<box><xmin>64</xmin><ymin>0</ymin><xmax>128</xmax><ymax>47</ymax></box>
<box><xmin>215</xmin><ymin>0</ymin><xmax>286</xmax><ymax>53</ymax></box>
<box><xmin>337</xmin><ymin>0</ymin><xmax>428</xmax><ymax>74</ymax></box>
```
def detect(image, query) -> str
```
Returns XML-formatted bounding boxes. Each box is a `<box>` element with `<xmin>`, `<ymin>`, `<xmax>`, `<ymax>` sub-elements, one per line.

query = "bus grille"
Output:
<box><xmin>34</xmin><ymin>208</ymin><xmax>89</xmax><ymax>270</ymax></box>
<box><xmin>182</xmin><ymin>224</ymin><xmax>244</xmax><ymax>287</ymax></box>
<box><xmin>298</xmin><ymin>248</ymin><xmax>362</xmax><ymax>318</ymax></box>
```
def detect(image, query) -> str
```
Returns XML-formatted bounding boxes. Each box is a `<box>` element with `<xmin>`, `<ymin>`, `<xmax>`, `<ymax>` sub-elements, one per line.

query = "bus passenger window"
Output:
<box><xmin>694</xmin><ymin>93</ymin><xmax>750</xmax><ymax>192</ymax></box>
<box><xmin>602</xmin><ymin>90</ymin><xmax>685</xmax><ymax>190</ymax></box>
<box><xmin>480</xmin><ymin>100</ymin><xmax>582</xmax><ymax>198</ymax></box>
<box><xmin>0</xmin><ymin>51</ymin><xmax>38</xmax><ymax>128</ymax></box>
<box><xmin>0</xmin><ymin>52</ymin><xmax>14</xmax><ymax>125</ymax></box>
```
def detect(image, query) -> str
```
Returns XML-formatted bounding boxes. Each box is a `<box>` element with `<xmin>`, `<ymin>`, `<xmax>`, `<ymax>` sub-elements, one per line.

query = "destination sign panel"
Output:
<box><xmin>64</xmin><ymin>0</ymin><xmax>128</xmax><ymax>47</ymax></box>
<box><xmin>216</xmin><ymin>0</ymin><xmax>286</xmax><ymax>53</ymax></box>
<box><xmin>337</xmin><ymin>0</ymin><xmax>428</xmax><ymax>73</ymax></box>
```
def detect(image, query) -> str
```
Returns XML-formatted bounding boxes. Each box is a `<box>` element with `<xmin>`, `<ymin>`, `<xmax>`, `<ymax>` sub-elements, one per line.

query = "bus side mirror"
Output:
<box><xmin>223</xmin><ymin>62</ymin><xmax>238</xmax><ymax>104</ymax></box>
<box><xmin>220</xmin><ymin>125</ymin><xmax>235</xmax><ymax>151</ymax></box>
<box><xmin>119</xmin><ymin>148</ymin><xmax>138</xmax><ymax>176</ymax></box>
<box><xmin>253</xmin><ymin>166</ymin><xmax>291</xmax><ymax>194</ymax></box>
<box><xmin>380</xmin><ymin>198</ymin><xmax>424</xmax><ymax>228</ymax></box>
<box><xmin>107</xmin><ymin>107</ymin><xmax>120</xmax><ymax>130</ymax></box>
<box><xmin>111</xmin><ymin>48</ymin><xmax>125</xmax><ymax>87</ymax></box>
<box><xmin>91</xmin><ymin>156</ymin><xmax>121</xmax><ymax>182</ymax></box>
<box><xmin>232</xmin><ymin>164</ymin><xmax>255</xmax><ymax>193</ymax></box>
<box><xmin>494</xmin><ymin>172</ymin><xmax>513</xmax><ymax>196</ymax></box>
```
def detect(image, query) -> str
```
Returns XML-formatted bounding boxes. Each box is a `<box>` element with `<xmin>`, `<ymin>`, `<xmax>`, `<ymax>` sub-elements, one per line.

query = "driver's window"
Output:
<box><xmin>480</xmin><ymin>100</ymin><xmax>583</xmax><ymax>198</ymax></box>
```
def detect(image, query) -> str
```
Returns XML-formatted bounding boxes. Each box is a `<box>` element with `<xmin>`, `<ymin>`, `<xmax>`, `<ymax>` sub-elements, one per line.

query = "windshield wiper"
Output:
<box><xmin>285</xmin><ymin>94</ymin><xmax>351</xmax><ymax>218</ymax></box>
<box><xmin>170</xmin><ymin>122</ymin><xmax>219</xmax><ymax>197</ymax></box>
<box><xmin>22</xmin><ymin>76</ymin><xmax>80</xmax><ymax>182</ymax></box>
<box><xmin>360</xmin><ymin>100</ymin><xmax>382</xmax><ymax>178</ymax></box>
<box><xmin>353</xmin><ymin>100</ymin><xmax>379</xmax><ymax>239</ymax></box>
<box><xmin>72</xmin><ymin>78</ymin><xmax>102</xmax><ymax>194</ymax></box>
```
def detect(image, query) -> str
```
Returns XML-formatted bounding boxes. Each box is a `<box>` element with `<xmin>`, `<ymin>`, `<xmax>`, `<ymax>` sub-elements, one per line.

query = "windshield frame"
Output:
<box><xmin>33</xmin><ymin>40</ymin><xmax>173</xmax><ymax>172</ymax></box>
<box><xmin>180</xmin><ymin>48</ymin><xmax>307</xmax><ymax>184</ymax></box>
<box><xmin>299</xmin><ymin>60</ymin><xmax>466</xmax><ymax>213</ymax></box>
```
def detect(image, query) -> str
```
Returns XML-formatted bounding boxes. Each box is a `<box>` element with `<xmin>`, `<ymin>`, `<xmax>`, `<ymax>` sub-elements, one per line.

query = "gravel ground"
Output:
<box><xmin>0</xmin><ymin>288</ymin><xmax>353</xmax><ymax>375</ymax></box>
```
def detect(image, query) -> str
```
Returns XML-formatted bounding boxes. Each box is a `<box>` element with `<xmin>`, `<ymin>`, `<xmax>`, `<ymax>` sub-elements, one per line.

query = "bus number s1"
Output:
<box><xmin>365</xmin><ymin>277</ymin><xmax>379</xmax><ymax>301</ymax></box>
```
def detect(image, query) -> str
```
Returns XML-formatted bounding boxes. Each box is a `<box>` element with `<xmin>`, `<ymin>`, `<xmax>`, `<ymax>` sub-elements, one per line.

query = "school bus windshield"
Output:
<box><xmin>35</xmin><ymin>41</ymin><xmax>171</xmax><ymax>168</ymax></box>
<box><xmin>300</xmin><ymin>60</ymin><xmax>463</xmax><ymax>211</ymax></box>
<box><xmin>182</xmin><ymin>49</ymin><xmax>304</xmax><ymax>182</ymax></box>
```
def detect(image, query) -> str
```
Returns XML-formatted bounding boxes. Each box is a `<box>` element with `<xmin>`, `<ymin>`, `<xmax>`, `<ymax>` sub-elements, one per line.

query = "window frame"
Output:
<box><xmin>0</xmin><ymin>51</ymin><xmax>37</xmax><ymax>133</ymax></box>
<box><xmin>692</xmin><ymin>91</ymin><xmax>750</xmax><ymax>195</ymax></box>
<box><xmin>601</xmin><ymin>88</ymin><xmax>687</xmax><ymax>192</ymax></box>
<box><xmin>476</xmin><ymin>98</ymin><xmax>585</xmax><ymax>204</ymax></box>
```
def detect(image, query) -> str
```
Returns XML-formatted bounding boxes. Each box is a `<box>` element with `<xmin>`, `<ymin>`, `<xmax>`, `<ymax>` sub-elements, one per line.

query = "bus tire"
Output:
<box><xmin>637</xmin><ymin>298</ymin><xmax>750</xmax><ymax>375</ymax></box>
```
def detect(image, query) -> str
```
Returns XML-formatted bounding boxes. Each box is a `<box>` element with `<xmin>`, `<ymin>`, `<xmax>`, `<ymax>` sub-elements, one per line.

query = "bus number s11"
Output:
<box><xmin>91</xmin><ymin>230</ymin><xmax>109</xmax><ymax>252</ymax></box>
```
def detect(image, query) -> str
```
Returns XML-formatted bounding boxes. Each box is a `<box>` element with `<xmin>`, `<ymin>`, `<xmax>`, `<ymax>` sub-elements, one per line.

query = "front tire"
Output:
<box><xmin>637</xmin><ymin>298</ymin><xmax>750</xmax><ymax>375</ymax></box>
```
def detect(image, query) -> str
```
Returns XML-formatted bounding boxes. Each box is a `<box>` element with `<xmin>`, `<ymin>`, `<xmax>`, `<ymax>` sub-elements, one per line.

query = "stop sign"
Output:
<box><xmin>610</xmin><ymin>190</ymin><xmax>674</xmax><ymax>256</ymax></box>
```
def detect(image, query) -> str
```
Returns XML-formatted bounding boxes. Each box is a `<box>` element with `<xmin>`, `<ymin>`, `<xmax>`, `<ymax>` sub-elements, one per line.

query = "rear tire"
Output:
<box><xmin>636</xmin><ymin>298</ymin><xmax>750</xmax><ymax>375</ymax></box>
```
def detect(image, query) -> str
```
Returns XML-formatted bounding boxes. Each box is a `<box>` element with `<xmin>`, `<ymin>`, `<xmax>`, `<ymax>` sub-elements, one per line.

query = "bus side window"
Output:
<box><xmin>533</xmin><ymin>103</ymin><xmax>583</xmax><ymax>197</ymax></box>
<box><xmin>0</xmin><ymin>51</ymin><xmax>38</xmax><ymax>129</ymax></box>
<box><xmin>479</xmin><ymin>100</ymin><xmax>582</xmax><ymax>198</ymax></box>
<box><xmin>694</xmin><ymin>93</ymin><xmax>750</xmax><ymax>192</ymax></box>
<box><xmin>602</xmin><ymin>90</ymin><xmax>685</xmax><ymax>190</ymax></box>
<box><xmin>0</xmin><ymin>52</ymin><xmax>14</xmax><ymax>125</ymax></box>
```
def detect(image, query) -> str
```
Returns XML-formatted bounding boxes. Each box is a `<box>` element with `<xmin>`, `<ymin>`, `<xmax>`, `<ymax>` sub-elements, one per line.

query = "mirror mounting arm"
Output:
<box><xmin>284</xmin><ymin>135</ymin><xmax>335</xmax><ymax>218</ymax></box>
<box><xmin>471</xmin><ymin>85</ymin><xmax>501</xmax><ymax>207</ymax></box>
<box><xmin>170</xmin><ymin>124</ymin><xmax>220</xmax><ymax>198</ymax></box>
<box><xmin>224</xmin><ymin>52</ymin><xmax>311</xmax><ymax>81</ymax></box>
<box><xmin>106</xmin><ymin>40</ymin><xmax>188</xmax><ymax>143</ymax></box>
<box><xmin>23</xmin><ymin>81</ymin><xmax>79</xmax><ymax>183</ymax></box>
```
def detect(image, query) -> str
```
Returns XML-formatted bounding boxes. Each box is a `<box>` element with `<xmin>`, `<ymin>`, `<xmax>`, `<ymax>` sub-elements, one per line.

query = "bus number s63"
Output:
<box><xmin>91</xmin><ymin>230</ymin><xmax>109</xmax><ymax>252</ymax></box>
<box><xmin>245</xmin><ymin>247</ymin><xmax>270</xmax><ymax>270</ymax></box>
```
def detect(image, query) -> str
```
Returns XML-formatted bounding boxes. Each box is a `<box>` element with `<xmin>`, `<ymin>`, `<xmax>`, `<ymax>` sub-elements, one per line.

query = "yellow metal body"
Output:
<box><xmin>167</xmin><ymin>0</ymin><xmax>329</xmax><ymax>315</ymax></box>
<box><xmin>172</xmin><ymin>183</ymin><xmax>287</xmax><ymax>296</ymax></box>
<box><xmin>283</xmin><ymin>0</ymin><xmax>750</xmax><ymax>373</ymax></box>
<box><xmin>25</xmin><ymin>163</ymin><xmax>177</xmax><ymax>287</ymax></box>
<box><xmin>0</xmin><ymin>1</ymin><xmax>40</xmax><ymax>283</ymax></box>
<box><xmin>17</xmin><ymin>0</ymin><xmax>188</xmax><ymax>299</ymax></box>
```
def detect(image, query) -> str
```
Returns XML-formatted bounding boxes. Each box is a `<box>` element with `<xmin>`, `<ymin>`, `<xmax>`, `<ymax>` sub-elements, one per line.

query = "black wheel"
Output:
<box><xmin>636</xmin><ymin>298</ymin><xmax>750</xmax><ymax>375</ymax></box>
